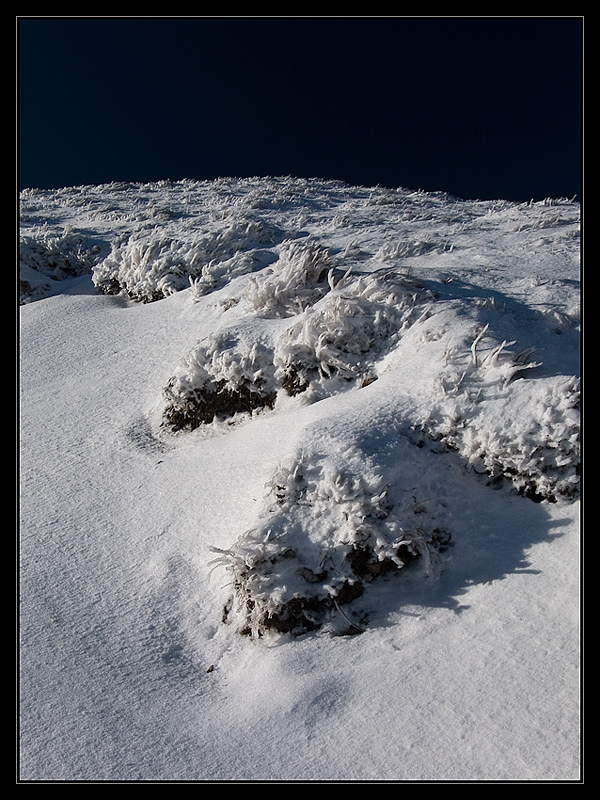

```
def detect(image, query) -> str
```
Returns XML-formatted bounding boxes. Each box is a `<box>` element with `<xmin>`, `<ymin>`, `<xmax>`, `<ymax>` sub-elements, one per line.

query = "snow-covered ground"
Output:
<box><xmin>19</xmin><ymin>177</ymin><xmax>580</xmax><ymax>781</ymax></box>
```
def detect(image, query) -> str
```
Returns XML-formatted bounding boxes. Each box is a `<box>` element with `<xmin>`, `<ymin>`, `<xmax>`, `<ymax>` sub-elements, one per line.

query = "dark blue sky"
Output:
<box><xmin>18</xmin><ymin>16</ymin><xmax>582</xmax><ymax>201</ymax></box>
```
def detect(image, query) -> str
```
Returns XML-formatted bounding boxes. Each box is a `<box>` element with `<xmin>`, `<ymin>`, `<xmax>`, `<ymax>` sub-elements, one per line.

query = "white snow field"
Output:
<box><xmin>19</xmin><ymin>177</ymin><xmax>580</xmax><ymax>781</ymax></box>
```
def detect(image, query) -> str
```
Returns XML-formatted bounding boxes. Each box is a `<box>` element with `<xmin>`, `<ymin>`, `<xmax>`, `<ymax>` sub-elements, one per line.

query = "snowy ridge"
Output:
<box><xmin>20</xmin><ymin>176</ymin><xmax>580</xmax><ymax>315</ymax></box>
<box><xmin>20</xmin><ymin>177</ymin><xmax>581</xmax><ymax>779</ymax></box>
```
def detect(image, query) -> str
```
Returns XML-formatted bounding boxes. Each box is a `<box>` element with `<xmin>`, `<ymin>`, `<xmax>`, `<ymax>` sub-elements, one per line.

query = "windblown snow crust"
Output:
<box><xmin>20</xmin><ymin>176</ymin><xmax>580</xmax><ymax>637</ymax></box>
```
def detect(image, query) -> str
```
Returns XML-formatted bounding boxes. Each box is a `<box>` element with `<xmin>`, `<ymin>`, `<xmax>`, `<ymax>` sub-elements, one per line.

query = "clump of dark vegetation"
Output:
<box><xmin>221</xmin><ymin>535</ymin><xmax>444</xmax><ymax>638</ymax></box>
<box><xmin>164</xmin><ymin>380</ymin><xmax>277</xmax><ymax>431</ymax></box>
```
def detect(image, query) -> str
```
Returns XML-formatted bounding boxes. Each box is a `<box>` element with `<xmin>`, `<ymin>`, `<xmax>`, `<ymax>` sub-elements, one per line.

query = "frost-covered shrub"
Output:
<box><xmin>163</xmin><ymin>335</ymin><xmax>277</xmax><ymax>430</ymax></box>
<box><xmin>164</xmin><ymin>269</ymin><xmax>435</xmax><ymax>428</ymax></box>
<box><xmin>273</xmin><ymin>271</ymin><xmax>434</xmax><ymax>396</ymax></box>
<box><xmin>92</xmin><ymin>217</ymin><xmax>286</xmax><ymax>302</ymax></box>
<box><xmin>245</xmin><ymin>240</ymin><xmax>334</xmax><ymax>317</ymax></box>
<box><xmin>20</xmin><ymin>227</ymin><xmax>101</xmax><ymax>280</ymax></box>
<box><xmin>376</xmin><ymin>237</ymin><xmax>453</xmax><ymax>261</ymax></box>
<box><xmin>212</xmin><ymin>449</ymin><xmax>451</xmax><ymax>637</ymax></box>
<box><xmin>188</xmin><ymin>250</ymin><xmax>269</xmax><ymax>301</ymax></box>
<box><xmin>93</xmin><ymin>230</ymin><xmax>207</xmax><ymax>301</ymax></box>
<box><xmin>424</xmin><ymin>339</ymin><xmax>580</xmax><ymax>502</ymax></box>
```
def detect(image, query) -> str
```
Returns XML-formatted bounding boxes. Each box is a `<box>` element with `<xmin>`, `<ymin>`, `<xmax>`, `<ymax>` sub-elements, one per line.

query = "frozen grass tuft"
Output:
<box><xmin>92</xmin><ymin>217</ymin><xmax>287</xmax><ymax>302</ymax></box>
<box><xmin>245</xmin><ymin>239</ymin><xmax>334</xmax><ymax>317</ymax></box>
<box><xmin>272</xmin><ymin>270</ymin><xmax>434</xmax><ymax>396</ymax></box>
<box><xmin>20</xmin><ymin>226</ymin><xmax>102</xmax><ymax>302</ymax></box>
<box><xmin>212</xmin><ymin>447</ymin><xmax>451</xmax><ymax>638</ymax></box>
<box><xmin>163</xmin><ymin>335</ymin><xmax>277</xmax><ymax>430</ymax></box>
<box><xmin>425</xmin><ymin>372</ymin><xmax>580</xmax><ymax>502</ymax></box>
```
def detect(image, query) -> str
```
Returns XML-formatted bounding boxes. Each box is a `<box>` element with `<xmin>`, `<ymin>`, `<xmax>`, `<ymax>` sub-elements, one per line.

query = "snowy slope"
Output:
<box><xmin>19</xmin><ymin>177</ymin><xmax>580</xmax><ymax>781</ymax></box>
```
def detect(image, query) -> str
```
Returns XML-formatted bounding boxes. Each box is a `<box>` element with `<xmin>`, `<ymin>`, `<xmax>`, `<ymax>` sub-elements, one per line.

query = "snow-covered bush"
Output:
<box><xmin>19</xmin><ymin>226</ymin><xmax>103</xmax><ymax>303</ymax></box>
<box><xmin>211</xmin><ymin>447</ymin><xmax>451</xmax><ymax>637</ymax></box>
<box><xmin>424</xmin><ymin>372</ymin><xmax>580</xmax><ymax>502</ymax></box>
<box><xmin>92</xmin><ymin>217</ymin><xmax>286</xmax><ymax>302</ymax></box>
<box><xmin>419</xmin><ymin>319</ymin><xmax>580</xmax><ymax>502</ymax></box>
<box><xmin>245</xmin><ymin>240</ymin><xmax>334</xmax><ymax>317</ymax></box>
<box><xmin>163</xmin><ymin>334</ymin><xmax>278</xmax><ymax>430</ymax></box>
<box><xmin>273</xmin><ymin>270</ymin><xmax>434</xmax><ymax>397</ymax></box>
<box><xmin>20</xmin><ymin>227</ymin><xmax>101</xmax><ymax>280</ymax></box>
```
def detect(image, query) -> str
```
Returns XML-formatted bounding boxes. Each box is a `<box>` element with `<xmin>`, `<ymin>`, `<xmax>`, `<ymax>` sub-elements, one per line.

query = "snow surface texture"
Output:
<box><xmin>20</xmin><ymin>177</ymin><xmax>580</xmax><ymax>780</ymax></box>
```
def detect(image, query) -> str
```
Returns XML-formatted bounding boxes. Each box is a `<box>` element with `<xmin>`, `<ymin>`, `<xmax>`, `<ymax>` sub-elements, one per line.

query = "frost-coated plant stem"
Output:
<box><xmin>470</xmin><ymin>323</ymin><xmax>489</xmax><ymax>366</ymax></box>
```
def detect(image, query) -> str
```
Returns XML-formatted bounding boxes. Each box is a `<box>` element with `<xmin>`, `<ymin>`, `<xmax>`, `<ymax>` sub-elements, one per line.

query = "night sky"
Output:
<box><xmin>18</xmin><ymin>16</ymin><xmax>582</xmax><ymax>202</ymax></box>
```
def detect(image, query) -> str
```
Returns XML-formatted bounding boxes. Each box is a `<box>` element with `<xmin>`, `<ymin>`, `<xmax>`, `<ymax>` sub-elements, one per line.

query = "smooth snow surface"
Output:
<box><xmin>19</xmin><ymin>177</ymin><xmax>580</xmax><ymax>781</ymax></box>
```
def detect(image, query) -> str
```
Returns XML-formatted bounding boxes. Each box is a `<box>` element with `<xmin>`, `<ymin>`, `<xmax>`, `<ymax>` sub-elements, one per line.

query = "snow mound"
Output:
<box><xmin>211</xmin><ymin>439</ymin><xmax>451</xmax><ymax>637</ymax></box>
